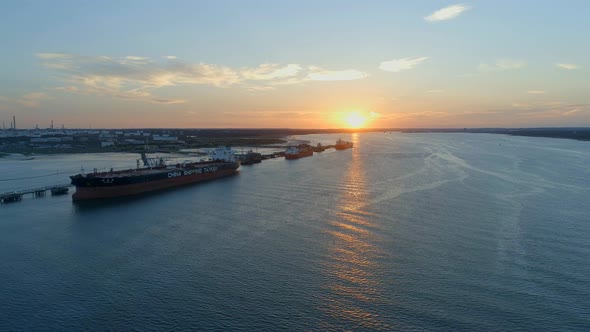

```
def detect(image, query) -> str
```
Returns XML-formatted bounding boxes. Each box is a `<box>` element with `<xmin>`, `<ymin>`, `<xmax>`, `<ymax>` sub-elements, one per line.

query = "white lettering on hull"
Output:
<box><xmin>168</xmin><ymin>166</ymin><xmax>219</xmax><ymax>178</ymax></box>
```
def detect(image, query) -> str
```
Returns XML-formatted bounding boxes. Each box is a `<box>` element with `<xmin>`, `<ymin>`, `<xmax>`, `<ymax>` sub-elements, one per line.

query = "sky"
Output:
<box><xmin>0</xmin><ymin>0</ymin><xmax>589</xmax><ymax>129</ymax></box>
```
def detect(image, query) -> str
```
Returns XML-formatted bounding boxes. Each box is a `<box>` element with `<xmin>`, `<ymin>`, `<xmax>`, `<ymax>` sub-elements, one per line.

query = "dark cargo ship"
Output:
<box><xmin>70</xmin><ymin>147</ymin><xmax>240</xmax><ymax>201</ymax></box>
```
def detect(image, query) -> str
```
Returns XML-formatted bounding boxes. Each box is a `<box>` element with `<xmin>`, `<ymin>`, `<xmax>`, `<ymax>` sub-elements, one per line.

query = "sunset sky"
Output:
<box><xmin>1</xmin><ymin>0</ymin><xmax>589</xmax><ymax>129</ymax></box>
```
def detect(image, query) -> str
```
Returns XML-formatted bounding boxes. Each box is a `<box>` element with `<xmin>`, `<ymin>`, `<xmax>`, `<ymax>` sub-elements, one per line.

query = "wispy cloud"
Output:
<box><xmin>221</xmin><ymin>111</ymin><xmax>322</xmax><ymax>119</ymax></box>
<box><xmin>124</xmin><ymin>56</ymin><xmax>148</xmax><ymax>62</ymax></box>
<box><xmin>562</xmin><ymin>108</ymin><xmax>585</xmax><ymax>116</ymax></box>
<box><xmin>247</xmin><ymin>86</ymin><xmax>276</xmax><ymax>92</ymax></box>
<box><xmin>386</xmin><ymin>103</ymin><xmax>590</xmax><ymax>127</ymax></box>
<box><xmin>0</xmin><ymin>96</ymin><xmax>9</xmax><ymax>111</ymax></box>
<box><xmin>307</xmin><ymin>67</ymin><xmax>368</xmax><ymax>81</ymax></box>
<box><xmin>369</xmin><ymin>111</ymin><xmax>382</xmax><ymax>119</ymax></box>
<box><xmin>241</xmin><ymin>64</ymin><xmax>303</xmax><ymax>81</ymax></box>
<box><xmin>0</xmin><ymin>94</ymin><xmax>46</xmax><ymax>109</ymax></box>
<box><xmin>37</xmin><ymin>53</ymin><xmax>367</xmax><ymax>104</ymax></box>
<box><xmin>388</xmin><ymin>111</ymin><xmax>453</xmax><ymax>120</ymax></box>
<box><xmin>556</xmin><ymin>63</ymin><xmax>580</xmax><ymax>70</ymax></box>
<box><xmin>17</xmin><ymin>92</ymin><xmax>50</xmax><ymax>107</ymax></box>
<box><xmin>527</xmin><ymin>90</ymin><xmax>546</xmax><ymax>94</ymax></box>
<box><xmin>427</xmin><ymin>89</ymin><xmax>444</xmax><ymax>93</ymax></box>
<box><xmin>510</xmin><ymin>101</ymin><xmax>590</xmax><ymax>117</ymax></box>
<box><xmin>37</xmin><ymin>53</ymin><xmax>72</xmax><ymax>59</ymax></box>
<box><xmin>379</xmin><ymin>57</ymin><xmax>428</xmax><ymax>72</ymax></box>
<box><xmin>425</xmin><ymin>4</ymin><xmax>470</xmax><ymax>22</ymax></box>
<box><xmin>49</xmin><ymin>86</ymin><xmax>79</xmax><ymax>93</ymax></box>
<box><xmin>478</xmin><ymin>58</ymin><xmax>526</xmax><ymax>72</ymax></box>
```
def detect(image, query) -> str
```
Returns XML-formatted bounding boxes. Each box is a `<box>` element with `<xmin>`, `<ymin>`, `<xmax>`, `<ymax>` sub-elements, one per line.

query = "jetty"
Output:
<box><xmin>0</xmin><ymin>184</ymin><xmax>72</xmax><ymax>204</ymax></box>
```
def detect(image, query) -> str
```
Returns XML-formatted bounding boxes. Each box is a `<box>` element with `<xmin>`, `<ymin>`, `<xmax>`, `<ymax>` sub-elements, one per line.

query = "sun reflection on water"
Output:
<box><xmin>320</xmin><ymin>133</ymin><xmax>392</xmax><ymax>330</ymax></box>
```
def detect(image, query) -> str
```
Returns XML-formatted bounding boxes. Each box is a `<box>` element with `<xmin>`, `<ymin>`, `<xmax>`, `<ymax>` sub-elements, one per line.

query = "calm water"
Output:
<box><xmin>1</xmin><ymin>133</ymin><xmax>589</xmax><ymax>331</ymax></box>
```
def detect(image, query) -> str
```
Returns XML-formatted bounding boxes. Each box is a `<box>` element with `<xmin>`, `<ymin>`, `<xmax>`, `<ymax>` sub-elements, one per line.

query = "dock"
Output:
<box><xmin>261</xmin><ymin>152</ymin><xmax>285</xmax><ymax>159</ymax></box>
<box><xmin>0</xmin><ymin>184</ymin><xmax>72</xmax><ymax>204</ymax></box>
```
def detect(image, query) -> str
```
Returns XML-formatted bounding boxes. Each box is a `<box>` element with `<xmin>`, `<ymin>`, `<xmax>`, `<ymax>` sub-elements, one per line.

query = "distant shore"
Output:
<box><xmin>400</xmin><ymin>127</ymin><xmax>590</xmax><ymax>141</ymax></box>
<box><xmin>1</xmin><ymin>127</ymin><xmax>588</xmax><ymax>156</ymax></box>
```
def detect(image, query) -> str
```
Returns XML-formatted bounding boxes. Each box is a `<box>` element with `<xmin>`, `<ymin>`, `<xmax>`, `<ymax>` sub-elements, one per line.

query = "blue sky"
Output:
<box><xmin>1</xmin><ymin>0</ymin><xmax>589</xmax><ymax>128</ymax></box>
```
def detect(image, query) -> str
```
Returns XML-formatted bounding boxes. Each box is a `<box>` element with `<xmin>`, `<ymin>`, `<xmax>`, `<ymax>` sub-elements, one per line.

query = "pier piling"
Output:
<box><xmin>1</xmin><ymin>184</ymin><xmax>71</xmax><ymax>204</ymax></box>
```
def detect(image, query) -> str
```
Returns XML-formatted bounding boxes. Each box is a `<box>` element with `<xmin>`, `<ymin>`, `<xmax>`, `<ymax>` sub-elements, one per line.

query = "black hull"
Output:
<box><xmin>71</xmin><ymin>161</ymin><xmax>240</xmax><ymax>200</ymax></box>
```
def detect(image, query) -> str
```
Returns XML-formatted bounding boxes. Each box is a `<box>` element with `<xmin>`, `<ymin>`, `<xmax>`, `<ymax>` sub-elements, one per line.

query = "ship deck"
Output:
<box><xmin>76</xmin><ymin>161</ymin><xmax>232</xmax><ymax>179</ymax></box>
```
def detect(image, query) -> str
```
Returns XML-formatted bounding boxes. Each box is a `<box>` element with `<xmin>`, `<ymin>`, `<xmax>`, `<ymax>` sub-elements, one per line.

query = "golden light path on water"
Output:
<box><xmin>321</xmin><ymin>133</ymin><xmax>392</xmax><ymax>330</ymax></box>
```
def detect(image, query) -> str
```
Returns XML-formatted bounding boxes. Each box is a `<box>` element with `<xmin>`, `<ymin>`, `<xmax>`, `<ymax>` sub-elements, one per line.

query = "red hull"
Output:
<box><xmin>285</xmin><ymin>150</ymin><xmax>313</xmax><ymax>160</ymax></box>
<box><xmin>335</xmin><ymin>144</ymin><xmax>353</xmax><ymax>150</ymax></box>
<box><xmin>72</xmin><ymin>169</ymin><xmax>237</xmax><ymax>201</ymax></box>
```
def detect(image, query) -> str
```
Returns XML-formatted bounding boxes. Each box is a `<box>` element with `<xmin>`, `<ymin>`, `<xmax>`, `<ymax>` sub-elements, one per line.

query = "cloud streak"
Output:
<box><xmin>0</xmin><ymin>92</ymin><xmax>51</xmax><ymax>108</ymax></box>
<box><xmin>37</xmin><ymin>53</ymin><xmax>368</xmax><ymax>104</ymax></box>
<box><xmin>425</xmin><ymin>4</ymin><xmax>470</xmax><ymax>22</ymax></box>
<box><xmin>479</xmin><ymin>58</ymin><xmax>526</xmax><ymax>72</ymax></box>
<box><xmin>385</xmin><ymin>102</ymin><xmax>590</xmax><ymax>127</ymax></box>
<box><xmin>307</xmin><ymin>67</ymin><xmax>368</xmax><ymax>81</ymax></box>
<box><xmin>510</xmin><ymin>101</ymin><xmax>590</xmax><ymax>117</ymax></box>
<box><xmin>556</xmin><ymin>63</ymin><xmax>580</xmax><ymax>70</ymax></box>
<box><xmin>379</xmin><ymin>57</ymin><xmax>428</xmax><ymax>72</ymax></box>
<box><xmin>18</xmin><ymin>92</ymin><xmax>50</xmax><ymax>107</ymax></box>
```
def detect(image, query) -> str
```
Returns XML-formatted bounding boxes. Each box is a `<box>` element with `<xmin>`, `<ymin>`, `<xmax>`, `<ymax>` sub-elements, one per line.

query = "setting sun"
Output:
<box><xmin>344</xmin><ymin>112</ymin><xmax>367</xmax><ymax>128</ymax></box>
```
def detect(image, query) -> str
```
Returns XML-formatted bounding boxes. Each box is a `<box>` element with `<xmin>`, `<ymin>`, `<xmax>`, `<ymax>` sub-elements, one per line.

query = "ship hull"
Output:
<box><xmin>285</xmin><ymin>150</ymin><xmax>313</xmax><ymax>160</ymax></box>
<box><xmin>72</xmin><ymin>168</ymin><xmax>237</xmax><ymax>201</ymax></box>
<box><xmin>71</xmin><ymin>160</ymin><xmax>240</xmax><ymax>201</ymax></box>
<box><xmin>335</xmin><ymin>144</ymin><xmax>353</xmax><ymax>150</ymax></box>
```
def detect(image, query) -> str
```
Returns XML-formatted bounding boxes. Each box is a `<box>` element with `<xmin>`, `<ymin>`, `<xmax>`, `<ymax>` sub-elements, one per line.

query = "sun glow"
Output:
<box><xmin>344</xmin><ymin>112</ymin><xmax>368</xmax><ymax>128</ymax></box>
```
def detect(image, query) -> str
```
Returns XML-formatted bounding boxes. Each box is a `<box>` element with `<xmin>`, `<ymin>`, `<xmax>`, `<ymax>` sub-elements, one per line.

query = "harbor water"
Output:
<box><xmin>1</xmin><ymin>133</ymin><xmax>589</xmax><ymax>331</ymax></box>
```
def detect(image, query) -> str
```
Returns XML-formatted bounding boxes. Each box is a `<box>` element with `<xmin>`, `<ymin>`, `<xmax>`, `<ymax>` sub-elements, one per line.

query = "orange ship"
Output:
<box><xmin>335</xmin><ymin>138</ymin><xmax>353</xmax><ymax>150</ymax></box>
<box><xmin>284</xmin><ymin>144</ymin><xmax>314</xmax><ymax>160</ymax></box>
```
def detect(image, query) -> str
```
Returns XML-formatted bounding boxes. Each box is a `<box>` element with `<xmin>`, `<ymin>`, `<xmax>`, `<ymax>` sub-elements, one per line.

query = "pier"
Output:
<box><xmin>0</xmin><ymin>184</ymin><xmax>72</xmax><ymax>204</ymax></box>
<box><xmin>262</xmin><ymin>151</ymin><xmax>285</xmax><ymax>159</ymax></box>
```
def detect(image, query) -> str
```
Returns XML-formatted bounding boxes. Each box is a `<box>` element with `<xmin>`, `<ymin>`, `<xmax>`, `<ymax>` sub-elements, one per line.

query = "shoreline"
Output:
<box><xmin>1</xmin><ymin>127</ymin><xmax>588</xmax><ymax>156</ymax></box>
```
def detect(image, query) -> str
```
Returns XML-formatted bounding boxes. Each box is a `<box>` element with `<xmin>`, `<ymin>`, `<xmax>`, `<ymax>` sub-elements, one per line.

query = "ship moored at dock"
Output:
<box><xmin>284</xmin><ymin>144</ymin><xmax>314</xmax><ymax>160</ymax></box>
<box><xmin>311</xmin><ymin>143</ymin><xmax>326</xmax><ymax>152</ymax></box>
<box><xmin>70</xmin><ymin>146</ymin><xmax>240</xmax><ymax>201</ymax></box>
<box><xmin>335</xmin><ymin>138</ymin><xmax>353</xmax><ymax>150</ymax></box>
<box><xmin>238</xmin><ymin>149</ymin><xmax>262</xmax><ymax>165</ymax></box>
